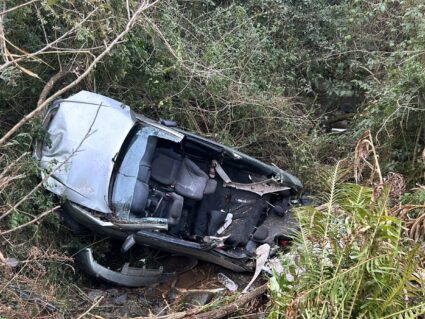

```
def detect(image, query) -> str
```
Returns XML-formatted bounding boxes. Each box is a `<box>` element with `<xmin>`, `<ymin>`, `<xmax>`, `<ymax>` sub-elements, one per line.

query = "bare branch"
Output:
<box><xmin>0</xmin><ymin>0</ymin><xmax>39</xmax><ymax>16</ymax></box>
<box><xmin>0</xmin><ymin>205</ymin><xmax>60</xmax><ymax>236</ymax></box>
<box><xmin>0</xmin><ymin>8</ymin><xmax>98</xmax><ymax>72</ymax></box>
<box><xmin>131</xmin><ymin>283</ymin><xmax>268</xmax><ymax>319</ymax></box>
<box><xmin>0</xmin><ymin>173</ymin><xmax>25</xmax><ymax>193</ymax></box>
<box><xmin>76</xmin><ymin>296</ymin><xmax>104</xmax><ymax>319</ymax></box>
<box><xmin>37</xmin><ymin>68</ymin><xmax>73</xmax><ymax>106</ymax></box>
<box><xmin>0</xmin><ymin>152</ymin><xmax>29</xmax><ymax>181</ymax></box>
<box><xmin>0</xmin><ymin>0</ymin><xmax>160</xmax><ymax>146</ymax></box>
<box><xmin>0</xmin><ymin>0</ymin><xmax>5</xmax><ymax>61</ymax></box>
<box><xmin>191</xmin><ymin>284</ymin><xmax>268</xmax><ymax>319</ymax></box>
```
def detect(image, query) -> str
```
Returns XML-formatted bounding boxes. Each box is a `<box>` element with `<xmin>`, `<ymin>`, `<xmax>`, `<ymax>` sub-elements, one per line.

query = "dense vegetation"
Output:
<box><xmin>0</xmin><ymin>0</ymin><xmax>424</xmax><ymax>318</ymax></box>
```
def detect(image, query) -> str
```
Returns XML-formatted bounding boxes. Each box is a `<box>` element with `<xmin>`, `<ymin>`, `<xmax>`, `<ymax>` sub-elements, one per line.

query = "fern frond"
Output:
<box><xmin>378</xmin><ymin>302</ymin><xmax>425</xmax><ymax>319</ymax></box>
<box><xmin>380</xmin><ymin>247</ymin><xmax>420</xmax><ymax>312</ymax></box>
<box><xmin>269</xmin><ymin>161</ymin><xmax>424</xmax><ymax>319</ymax></box>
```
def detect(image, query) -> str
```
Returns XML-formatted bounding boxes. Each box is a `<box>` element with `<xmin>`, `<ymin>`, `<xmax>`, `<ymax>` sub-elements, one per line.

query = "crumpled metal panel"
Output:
<box><xmin>39</xmin><ymin>91</ymin><xmax>135</xmax><ymax>213</ymax></box>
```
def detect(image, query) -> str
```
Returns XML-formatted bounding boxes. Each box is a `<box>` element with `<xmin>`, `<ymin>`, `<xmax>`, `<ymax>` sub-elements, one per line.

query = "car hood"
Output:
<box><xmin>37</xmin><ymin>91</ymin><xmax>135</xmax><ymax>213</ymax></box>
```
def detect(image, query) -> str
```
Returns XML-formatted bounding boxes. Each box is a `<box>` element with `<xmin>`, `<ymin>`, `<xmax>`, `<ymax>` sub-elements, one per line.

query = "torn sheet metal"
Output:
<box><xmin>223</xmin><ymin>179</ymin><xmax>291</xmax><ymax>197</ymax></box>
<box><xmin>214</xmin><ymin>161</ymin><xmax>291</xmax><ymax>196</ymax></box>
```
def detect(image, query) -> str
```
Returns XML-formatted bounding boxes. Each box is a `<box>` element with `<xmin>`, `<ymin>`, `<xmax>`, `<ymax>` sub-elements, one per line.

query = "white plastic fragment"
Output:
<box><xmin>262</xmin><ymin>257</ymin><xmax>284</xmax><ymax>275</ymax></box>
<box><xmin>216</xmin><ymin>213</ymin><xmax>233</xmax><ymax>235</ymax></box>
<box><xmin>217</xmin><ymin>273</ymin><xmax>238</xmax><ymax>292</ymax></box>
<box><xmin>242</xmin><ymin>243</ymin><xmax>271</xmax><ymax>293</ymax></box>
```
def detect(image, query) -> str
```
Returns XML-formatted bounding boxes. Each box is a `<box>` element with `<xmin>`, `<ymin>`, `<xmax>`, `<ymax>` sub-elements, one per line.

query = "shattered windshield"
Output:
<box><xmin>111</xmin><ymin>125</ymin><xmax>176</xmax><ymax>218</ymax></box>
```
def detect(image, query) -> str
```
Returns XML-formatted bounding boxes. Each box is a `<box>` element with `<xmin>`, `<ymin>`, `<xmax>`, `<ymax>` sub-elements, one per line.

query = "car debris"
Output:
<box><xmin>262</xmin><ymin>257</ymin><xmax>284</xmax><ymax>275</ymax></box>
<box><xmin>76</xmin><ymin>248</ymin><xmax>197</xmax><ymax>287</ymax></box>
<box><xmin>7</xmin><ymin>284</ymin><xmax>57</xmax><ymax>313</ymax></box>
<box><xmin>35</xmin><ymin>90</ymin><xmax>303</xmax><ymax>283</ymax></box>
<box><xmin>242</xmin><ymin>243</ymin><xmax>271</xmax><ymax>293</ymax></box>
<box><xmin>213</xmin><ymin>160</ymin><xmax>291</xmax><ymax>196</ymax></box>
<box><xmin>217</xmin><ymin>273</ymin><xmax>238</xmax><ymax>292</ymax></box>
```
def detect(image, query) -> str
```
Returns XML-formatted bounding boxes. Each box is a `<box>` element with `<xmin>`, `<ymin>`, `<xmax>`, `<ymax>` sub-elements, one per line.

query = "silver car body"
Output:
<box><xmin>39</xmin><ymin>91</ymin><xmax>137</xmax><ymax>213</ymax></box>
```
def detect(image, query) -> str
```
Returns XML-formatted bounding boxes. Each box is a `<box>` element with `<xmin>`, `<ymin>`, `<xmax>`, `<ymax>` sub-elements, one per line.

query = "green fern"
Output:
<box><xmin>269</xmin><ymin>164</ymin><xmax>424</xmax><ymax>319</ymax></box>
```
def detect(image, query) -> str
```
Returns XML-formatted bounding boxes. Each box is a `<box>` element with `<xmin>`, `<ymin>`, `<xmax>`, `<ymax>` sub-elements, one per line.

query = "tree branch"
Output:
<box><xmin>0</xmin><ymin>0</ymin><xmax>6</xmax><ymax>61</ymax></box>
<box><xmin>0</xmin><ymin>0</ymin><xmax>40</xmax><ymax>16</ymax></box>
<box><xmin>0</xmin><ymin>8</ymin><xmax>98</xmax><ymax>72</ymax></box>
<box><xmin>190</xmin><ymin>284</ymin><xmax>268</xmax><ymax>319</ymax></box>
<box><xmin>0</xmin><ymin>0</ymin><xmax>160</xmax><ymax>146</ymax></box>
<box><xmin>132</xmin><ymin>283</ymin><xmax>268</xmax><ymax>319</ymax></box>
<box><xmin>37</xmin><ymin>68</ymin><xmax>73</xmax><ymax>107</ymax></box>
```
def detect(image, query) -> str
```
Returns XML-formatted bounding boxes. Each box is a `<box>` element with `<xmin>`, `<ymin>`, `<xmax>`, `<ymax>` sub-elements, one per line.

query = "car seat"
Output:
<box><xmin>130</xmin><ymin>136</ymin><xmax>157</xmax><ymax>215</ymax></box>
<box><xmin>151</xmin><ymin>148</ymin><xmax>217</xmax><ymax>200</ymax></box>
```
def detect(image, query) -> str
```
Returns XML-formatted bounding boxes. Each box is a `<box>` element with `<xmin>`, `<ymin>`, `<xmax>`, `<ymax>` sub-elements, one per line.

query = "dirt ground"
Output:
<box><xmin>71</xmin><ymin>261</ymin><xmax>266</xmax><ymax>318</ymax></box>
<box><xmin>0</xmin><ymin>243</ymin><xmax>268</xmax><ymax>319</ymax></box>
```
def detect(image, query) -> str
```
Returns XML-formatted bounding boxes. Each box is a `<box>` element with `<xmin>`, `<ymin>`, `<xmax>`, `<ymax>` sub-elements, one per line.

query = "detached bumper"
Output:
<box><xmin>75</xmin><ymin>248</ymin><xmax>197</xmax><ymax>287</ymax></box>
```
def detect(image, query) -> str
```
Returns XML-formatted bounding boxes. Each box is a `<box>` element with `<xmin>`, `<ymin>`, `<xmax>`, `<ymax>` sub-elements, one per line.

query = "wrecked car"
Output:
<box><xmin>34</xmin><ymin>91</ymin><xmax>302</xmax><ymax>284</ymax></box>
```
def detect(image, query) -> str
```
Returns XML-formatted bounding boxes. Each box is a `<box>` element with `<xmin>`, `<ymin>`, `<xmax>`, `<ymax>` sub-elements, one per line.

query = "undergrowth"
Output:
<box><xmin>269</xmin><ymin>162</ymin><xmax>425</xmax><ymax>318</ymax></box>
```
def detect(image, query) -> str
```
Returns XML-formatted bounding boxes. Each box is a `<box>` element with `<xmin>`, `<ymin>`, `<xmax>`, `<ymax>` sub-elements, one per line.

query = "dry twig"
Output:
<box><xmin>76</xmin><ymin>296</ymin><xmax>104</xmax><ymax>319</ymax></box>
<box><xmin>0</xmin><ymin>205</ymin><xmax>60</xmax><ymax>236</ymax></box>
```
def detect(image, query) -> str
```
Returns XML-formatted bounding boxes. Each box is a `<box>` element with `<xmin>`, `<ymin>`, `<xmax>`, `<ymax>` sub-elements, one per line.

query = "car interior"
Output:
<box><xmin>114</xmin><ymin>127</ymin><xmax>296</xmax><ymax>255</ymax></box>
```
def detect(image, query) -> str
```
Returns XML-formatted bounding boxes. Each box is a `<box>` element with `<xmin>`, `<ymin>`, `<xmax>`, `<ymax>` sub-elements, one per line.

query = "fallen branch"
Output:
<box><xmin>37</xmin><ymin>68</ymin><xmax>73</xmax><ymax>107</ymax></box>
<box><xmin>190</xmin><ymin>284</ymin><xmax>268</xmax><ymax>319</ymax></box>
<box><xmin>133</xmin><ymin>283</ymin><xmax>268</xmax><ymax>319</ymax></box>
<box><xmin>0</xmin><ymin>0</ymin><xmax>160</xmax><ymax>146</ymax></box>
